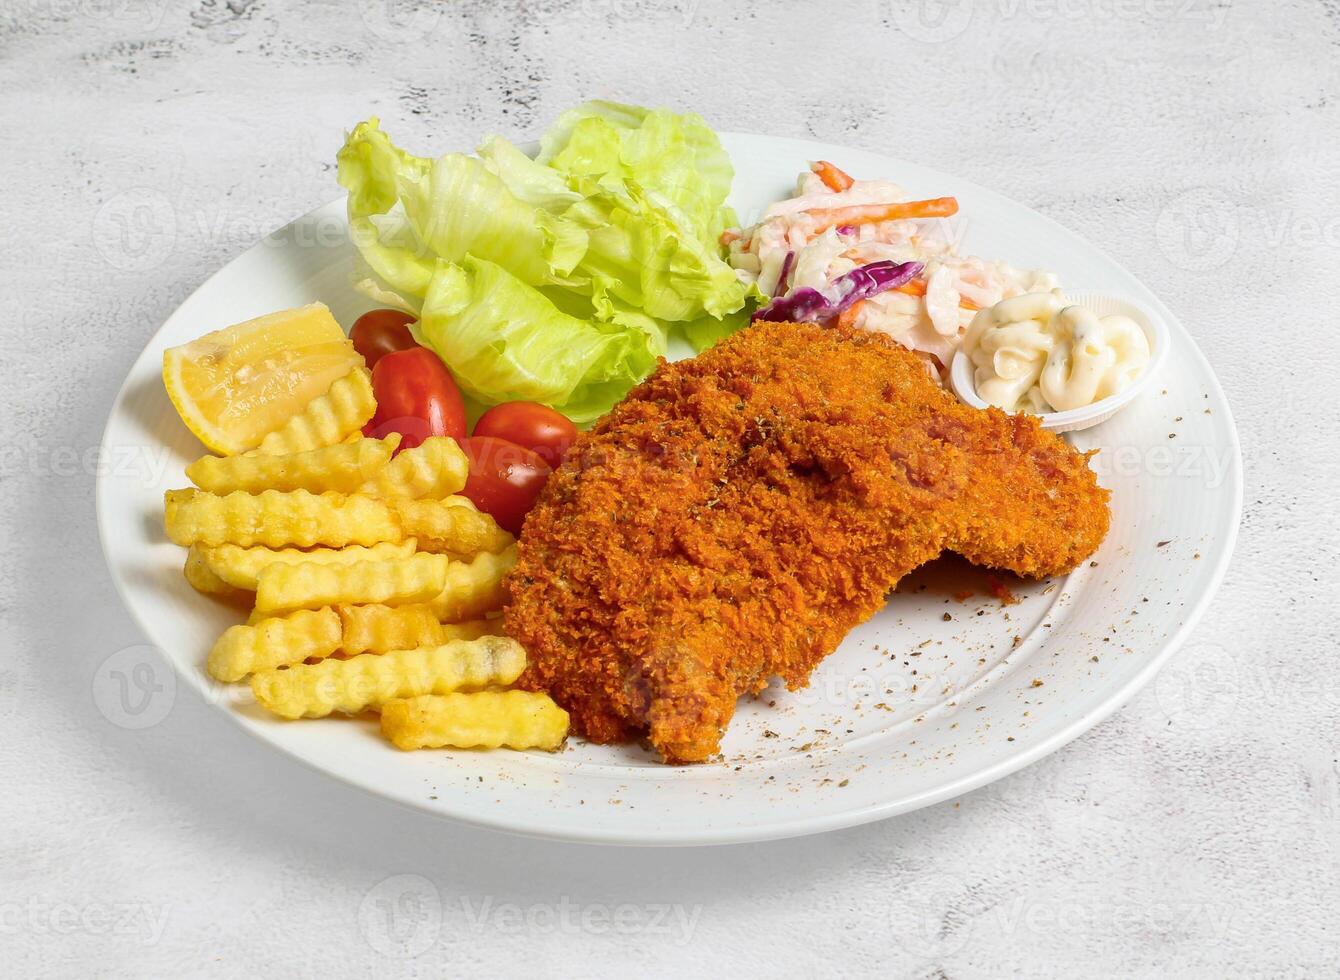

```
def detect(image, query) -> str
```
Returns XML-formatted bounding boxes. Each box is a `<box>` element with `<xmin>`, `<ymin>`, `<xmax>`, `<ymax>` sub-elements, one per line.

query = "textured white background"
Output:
<box><xmin>3</xmin><ymin>0</ymin><xmax>1336</xmax><ymax>976</ymax></box>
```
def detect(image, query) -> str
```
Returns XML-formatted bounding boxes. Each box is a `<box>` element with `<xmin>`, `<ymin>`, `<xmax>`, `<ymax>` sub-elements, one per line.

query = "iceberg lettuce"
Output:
<box><xmin>537</xmin><ymin>101</ymin><xmax>737</xmax><ymax>246</ymax></box>
<box><xmin>418</xmin><ymin>257</ymin><xmax>663</xmax><ymax>424</ymax></box>
<box><xmin>336</xmin><ymin>103</ymin><xmax>752</xmax><ymax>420</ymax></box>
<box><xmin>338</xmin><ymin>119</ymin><xmax>587</xmax><ymax>294</ymax></box>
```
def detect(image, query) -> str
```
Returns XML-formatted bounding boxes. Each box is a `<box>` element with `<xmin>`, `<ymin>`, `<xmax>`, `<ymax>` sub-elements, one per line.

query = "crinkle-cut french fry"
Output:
<box><xmin>164</xmin><ymin>489</ymin><xmax>399</xmax><ymax>548</ymax></box>
<box><xmin>407</xmin><ymin>498</ymin><xmax>493</xmax><ymax>561</ymax></box>
<box><xmin>430</xmin><ymin>546</ymin><xmax>517</xmax><ymax>622</ymax></box>
<box><xmin>185</xmin><ymin>437</ymin><xmax>398</xmax><ymax>496</ymax></box>
<box><xmin>183</xmin><ymin>545</ymin><xmax>250</xmax><ymax>600</ymax></box>
<box><xmin>250</xmin><ymin>636</ymin><xmax>527</xmax><ymax>719</ymax></box>
<box><xmin>200</xmin><ymin>540</ymin><xmax>415</xmax><ymax>591</ymax></box>
<box><xmin>394</xmin><ymin>497</ymin><xmax>513</xmax><ymax>555</ymax></box>
<box><xmin>439</xmin><ymin>618</ymin><xmax>504</xmax><ymax>642</ymax></box>
<box><xmin>337</xmin><ymin>603</ymin><xmax>443</xmax><ymax>655</ymax></box>
<box><xmin>360</xmin><ymin>436</ymin><xmax>469</xmax><ymax>500</ymax></box>
<box><xmin>255</xmin><ymin>554</ymin><xmax>449</xmax><ymax>615</ymax></box>
<box><xmin>208</xmin><ymin>607</ymin><xmax>341</xmax><ymax>683</ymax></box>
<box><xmin>381</xmin><ymin>692</ymin><xmax>569</xmax><ymax>751</ymax></box>
<box><xmin>253</xmin><ymin>367</ymin><xmax>376</xmax><ymax>456</ymax></box>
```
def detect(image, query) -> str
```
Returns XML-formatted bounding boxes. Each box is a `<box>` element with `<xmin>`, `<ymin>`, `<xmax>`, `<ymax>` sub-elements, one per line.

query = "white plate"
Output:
<box><xmin>96</xmin><ymin>133</ymin><xmax>1241</xmax><ymax>845</ymax></box>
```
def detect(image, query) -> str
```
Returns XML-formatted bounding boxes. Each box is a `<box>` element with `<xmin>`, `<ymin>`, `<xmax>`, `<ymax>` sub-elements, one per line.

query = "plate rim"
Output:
<box><xmin>95</xmin><ymin>131</ymin><xmax>1243</xmax><ymax>846</ymax></box>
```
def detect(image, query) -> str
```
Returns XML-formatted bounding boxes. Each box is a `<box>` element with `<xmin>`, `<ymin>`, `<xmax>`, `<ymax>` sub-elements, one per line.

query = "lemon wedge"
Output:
<box><xmin>163</xmin><ymin>303</ymin><xmax>364</xmax><ymax>454</ymax></box>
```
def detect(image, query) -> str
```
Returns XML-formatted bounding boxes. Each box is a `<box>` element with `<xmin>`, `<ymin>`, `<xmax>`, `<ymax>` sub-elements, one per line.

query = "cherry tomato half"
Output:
<box><xmin>364</xmin><ymin>347</ymin><xmax>467</xmax><ymax>449</ymax></box>
<box><xmin>472</xmin><ymin>401</ymin><xmax>578</xmax><ymax>469</ymax></box>
<box><xmin>351</xmin><ymin>309</ymin><xmax>417</xmax><ymax>368</ymax></box>
<box><xmin>459</xmin><ymin>436</ymin><xmax>552</xmax><ymax>536</ymax></box>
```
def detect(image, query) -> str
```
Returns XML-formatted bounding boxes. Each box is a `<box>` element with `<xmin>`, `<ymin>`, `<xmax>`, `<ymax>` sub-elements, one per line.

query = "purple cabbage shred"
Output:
<box><xmin>751</xmin><ymin>260</ymin><xmax>924</xmax><ymax>324</ymax></box>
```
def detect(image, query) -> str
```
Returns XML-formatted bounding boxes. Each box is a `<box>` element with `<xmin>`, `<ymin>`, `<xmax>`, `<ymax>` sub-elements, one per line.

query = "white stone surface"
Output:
<box><xmin>2</xmin><ymin>0</ymin><xmax>1336</xmax><ymax>976</ymax></box>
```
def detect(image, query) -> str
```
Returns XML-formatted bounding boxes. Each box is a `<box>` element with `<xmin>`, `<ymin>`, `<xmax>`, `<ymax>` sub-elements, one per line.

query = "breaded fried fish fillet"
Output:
<box><xmin>505</xmin><ymin>321</ymin><xmax>1110</xmax><ymax>762</ymax></box>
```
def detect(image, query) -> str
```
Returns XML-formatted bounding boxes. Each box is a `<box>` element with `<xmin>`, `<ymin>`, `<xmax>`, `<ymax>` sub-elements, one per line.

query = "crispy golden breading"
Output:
<box><xmin>506</xmin><ymin>320</ymin><xmax>1111</xmax><ymax>763</ymax></box>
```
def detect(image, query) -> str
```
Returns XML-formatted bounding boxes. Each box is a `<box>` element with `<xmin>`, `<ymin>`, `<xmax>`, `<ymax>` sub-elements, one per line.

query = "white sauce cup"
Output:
<box><xmin>949</xmin><ymin>291</ymin><xmax>1169</xmax><ymax>433</ymax></box>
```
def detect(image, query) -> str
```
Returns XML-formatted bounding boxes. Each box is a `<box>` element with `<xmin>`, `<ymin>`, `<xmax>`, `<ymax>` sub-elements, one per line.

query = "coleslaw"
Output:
<box><xmin>726</xmin><ymin>161</ymin><xmax>1060</xmax><ymax>377</ymax></box>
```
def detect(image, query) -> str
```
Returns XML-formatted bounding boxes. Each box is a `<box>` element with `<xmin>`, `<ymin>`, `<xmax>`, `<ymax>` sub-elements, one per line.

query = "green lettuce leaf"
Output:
<box><xmin>338</xmin><ymin>118</ymin><xmax>587</xmax><ymax>289</ymax></box>
<box><xmin>417</xmin><ymin>256</ymin><xmax>663</xmax><ymax>424</ymax></box>
<box><xmin>483</xmin><ymin>123</ymin><xmax>747</xmax><ymax>325</ymax></box>
<box><xmin>566</xmin><ymin>176</ymin><xmax>747</xmax><ymax>323</ymax></box>
<box><xmin>476</xmin><ymin>134</ymin><xmax>583</xmax><ymax>213</ymax></box>
<box><xmin>536</xmin><ymin>100</ymin><xmax>736</xmax><ymax>245</ymax></box>
<box><xmin>336</xmin><ymin>105</ymin><xmax>754</xmax><ymax>420</ymax></box>
<box><xmin>336</xmin><ymin>121</ymin><xmax>437</xmax><ymax>304</ymax></box>
<box><xmin>678</xmin><ymin>308</ymin><xmax>750</xmax><ymax>352</ymax></box>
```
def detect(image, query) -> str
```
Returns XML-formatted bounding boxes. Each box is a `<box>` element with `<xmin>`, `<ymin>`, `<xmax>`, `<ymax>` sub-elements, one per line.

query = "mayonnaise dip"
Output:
<box><xmin>961</xmin><ymin>291</ymin><xmax>1151</xmax><ymax>413</ymax></box>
